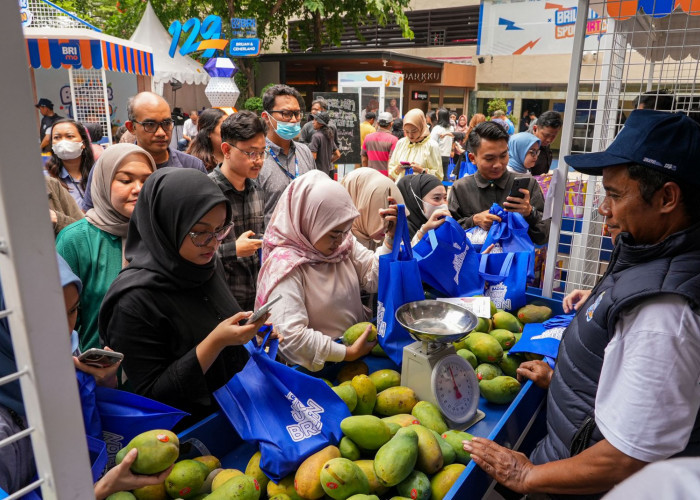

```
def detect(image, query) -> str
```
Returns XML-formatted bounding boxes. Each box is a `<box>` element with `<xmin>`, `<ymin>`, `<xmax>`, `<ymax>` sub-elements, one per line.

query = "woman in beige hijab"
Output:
<box><xmin>341</xmin><ymin>168</ymin><xmax>405</xmax><ymax>251</ymax></box>
<box><xmin>56</xmin><ymin>144</ymin><xmax>155</xmax><ymax>351</ymax></box>
<box><xmin>388</xmin><ymin>108</ymin><xmax>443</xmax><ymax>181</ymax></box>
<box><xmin>256</xmin><ymin>171</ymin><xmax>397</xmax><ymax>371</ymax></box>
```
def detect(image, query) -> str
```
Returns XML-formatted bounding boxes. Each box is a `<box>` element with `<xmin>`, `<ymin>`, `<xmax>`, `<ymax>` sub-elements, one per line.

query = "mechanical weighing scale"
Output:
<box><xmin>396</xmin><ymin>300</ymin><xmax>485</xmax><ymax>431</ymax></box>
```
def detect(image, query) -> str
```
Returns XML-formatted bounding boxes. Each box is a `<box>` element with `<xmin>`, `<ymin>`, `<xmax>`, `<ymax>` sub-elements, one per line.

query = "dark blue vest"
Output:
<box><xmin>531</xmin><ymin>223</ymin><xmax>700</xmax><ymax>498</ymax></box>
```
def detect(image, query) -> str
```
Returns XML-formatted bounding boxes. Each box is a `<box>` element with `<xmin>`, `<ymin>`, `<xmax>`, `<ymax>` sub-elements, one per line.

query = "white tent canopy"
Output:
<box><xmin>130</xmin><ymin>1</ymin><xmax>209</xmax><ymax>93</ymax></box>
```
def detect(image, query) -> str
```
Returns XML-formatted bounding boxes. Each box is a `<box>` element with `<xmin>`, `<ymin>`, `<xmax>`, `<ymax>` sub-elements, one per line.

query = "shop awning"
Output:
<box><xmin>24</xmin><ymin>28</ymin><xmax>153</xmax><ymax>76</ymax></box>
<box><xmin>606</xmin><ymin>0</ymin><xmax>700</xmax><ymax>20</ymax></box>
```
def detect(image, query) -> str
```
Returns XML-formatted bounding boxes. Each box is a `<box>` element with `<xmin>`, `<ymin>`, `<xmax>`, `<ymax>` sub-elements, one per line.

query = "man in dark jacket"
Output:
<box><xmin>463</xmin><ymin>110</ymin><xmax>700</xmax><ymax>498</ymax></box>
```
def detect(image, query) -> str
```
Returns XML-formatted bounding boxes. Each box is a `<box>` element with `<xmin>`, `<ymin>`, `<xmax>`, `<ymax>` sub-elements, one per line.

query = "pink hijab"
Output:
<box><xmin>256</xmin><ymin>171</ymin><xmax>360</xmax><ymax>307</ymax></box>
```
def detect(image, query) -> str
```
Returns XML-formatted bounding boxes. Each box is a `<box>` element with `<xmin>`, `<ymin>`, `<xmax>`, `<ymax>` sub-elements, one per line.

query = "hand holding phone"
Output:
<box><xmin>400</xmin><ymin>161</ymin><xmax>411</xmax><ymax>167</ymax></box>
<box><xmin>77</xmin><ymin>348</ymin><xmax>124</xmax><ymax>368</ymax></box>
<box><xmin>245</xmin><ymin>294</ymin><xmax>282</xmax><ymax>324</ymax></box>
<box><xmin>508</xmin><ymin>177</ymin><xmax>530</xmax><ymax>199</ymax></box>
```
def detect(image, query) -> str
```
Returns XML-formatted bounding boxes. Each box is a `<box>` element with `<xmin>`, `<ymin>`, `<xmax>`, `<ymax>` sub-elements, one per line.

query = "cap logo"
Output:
<box><xmin>663</xmin><ymin>163</ymin><xmax>677</xmax><ymax>171</ymax></box>
<box><xmin>642</xmin><ymin>157</ymin><xmax>663</xmax><ymax>167</ymax></box>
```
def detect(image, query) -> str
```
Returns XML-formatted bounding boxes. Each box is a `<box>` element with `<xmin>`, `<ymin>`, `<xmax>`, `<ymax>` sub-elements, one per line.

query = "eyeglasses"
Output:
<box><xmin>527</xmin><ymin>149</ymin><xmax>541</xmax><ymax>158</ymax></box>
<box><xmin>227</xmin><ymin>143</ymin><xmax>266</xmax><ymax>161</ymax></box>
<box><xmin>188</xmin><ymin>223</ymin><xmax>233</xmax><ymax>247</ymax></box>
<box><xmin>327</xmin><ymin>228</ymin><xmax>351</xmax><ymax>242</ymax></box>
<box><xmin>132</xmin><ymin>119</ymin><xmax>175</xmax><ymax>133</ymax></box>
<box><xmin>269</xmin><ymin>109</ymin><xmax>302</xmax><ymax>121</ymax></box>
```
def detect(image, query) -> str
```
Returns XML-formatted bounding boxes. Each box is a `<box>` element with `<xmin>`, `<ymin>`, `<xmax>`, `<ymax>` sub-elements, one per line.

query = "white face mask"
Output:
<box><xmin>423</xmin><ymin>202</ymin><xmax>448</xmax><ymax>220</ymax></box>
<box><xmin>52</xmin><ymin>140</ymin><xmax>84</xmax><ymax>160</ymax></box>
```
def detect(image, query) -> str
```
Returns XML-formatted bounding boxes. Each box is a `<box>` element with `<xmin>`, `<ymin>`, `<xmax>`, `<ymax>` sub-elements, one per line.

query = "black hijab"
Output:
<box><xmin>397</xmin><ymin>173</ymin><xmax>443</xmax><ymax>237</ymax></box>
<box><xmin>100</xmin><ymin>168</ymin><xmax>233</xmax><ymax>329</ymax></box>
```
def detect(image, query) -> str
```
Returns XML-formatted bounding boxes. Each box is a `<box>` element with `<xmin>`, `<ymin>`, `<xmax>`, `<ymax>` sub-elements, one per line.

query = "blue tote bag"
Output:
<box><xmin>377</xmin><ymin>205</ymin><xmax>425</xmax><ymax>366</ymax></box>
<box><xmin>478</xmin><ymin>252</ymin><xmax>528</xmax><ymax>312</ymax></box>
<box><xmin>413</xmin><ymin>216</ymin><xmax>483</xmax><ymax>298</ymax></box>
<box><xmin>95</xmin><ymin>386</ymin><xmax>188</xmax><ymax>467</ymax></box>
<box><xmin>511</xmin><ymin>314</ymin><xmax>575</xmax><ymax>368</ymax></box>
<box><xmin>214</xmin><ymin>328</ymin><xmax>350</xmax><ymax>482</ymax></box>
<box><xmin>482</xmin><ymin>203</ymin><xmax>535</xmax><ymax>279</ymax></box>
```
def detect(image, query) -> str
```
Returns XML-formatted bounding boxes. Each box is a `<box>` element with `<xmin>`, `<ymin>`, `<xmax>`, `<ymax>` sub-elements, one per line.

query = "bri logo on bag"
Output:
<box><xmin>452</xmin><ymin>246</ymin><xmax>468</xmax><ymax>285</ymax></box>
<box><xmin>285</xmin><ymin>392</ymin><xmax>324</xmax><ymax>442</ymax></box>
<box><xmin>102</xmin><ymin>431</ymin><xmax>123</xmax><ymax>468</ymax></box>
<box><xmin>487</xmin><ymin>283</ymin><xmax>510</xmax><ymax>310</ymax></box>
<box><xmin>377</xmin><ymin>302</ymin><xmax>386</xmax><ymax>338</ymax></box>
<box><xmin>531</xmin><ymin>327</ymin><xmax>566</xmax><ymax>341</ymax></box>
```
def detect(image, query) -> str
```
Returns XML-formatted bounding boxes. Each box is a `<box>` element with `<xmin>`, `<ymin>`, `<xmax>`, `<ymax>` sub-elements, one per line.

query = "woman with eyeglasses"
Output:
<box><xmin>256</xmin><ymin>170</ymin><xmax>397</xmax><ymax>372</ymax></box>
<box><xmin>100</xmin><ymin>168</ymin><xmax>272</xmax><ymax>423</ymax></box>
<box><xmin>186</xmin><ymin>108</ymin><xmax>227</xmax><ymax>172</ymax></box>
<box><xmin>56</xmin><ymin>144</ymin><xmax>155</xmax><ymax>352</ymax></box>
<box><xmin>45</xmin><ymin>119</ymin><xmax>96</xmax><ymax>207</ymax></box>
<box><xmin>507</xmin><ymin>132</ymin><xmax>541</xmax><ymax>174</ymax></box>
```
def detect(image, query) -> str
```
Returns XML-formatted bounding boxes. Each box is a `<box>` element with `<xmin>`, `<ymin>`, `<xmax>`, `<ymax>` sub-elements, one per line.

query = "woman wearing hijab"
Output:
<box><xmin>388</xmin><ymin>109</ymin><xmax>443</xmax><ymax>181</ymax></box>
<box><xmin>455</xmin><ymin>115</ymin><xmax>469</xmax><ymax>134</ymax></box>
<box><xmin>397</xmin><ymin>173</ymin><xmax>451</xmax><ymax>245</ymax></box>
<box><xmin>507</xmin><ymin>132</ymin><xmax>541</xmax><ymax>174</ymax></box>
<box><xmin>256</xmin><ymin>171</ymin><xmax>397</xmax><ymax>372</ymax></box>
<box><xmin>56</xmin><ymin>144</ymin><xmax>155</xmax><ymax>352</ymax></box>
<box><xmin>341</xmin><ymin>168</ymin><xmax>405</xmax><ymax>251</ymax></box>
<box><xmin>100</xmin><ymin>168</ymin><xmax>270</xmax><ymax>422</ymax></box>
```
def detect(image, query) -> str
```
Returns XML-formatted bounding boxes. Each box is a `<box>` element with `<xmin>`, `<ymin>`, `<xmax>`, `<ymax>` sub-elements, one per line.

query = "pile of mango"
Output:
<box><xmin>453</xmin><ymin>303</ymin><xmax>552</xmax><ymax>405</ymax></box>
<box><xmin>106</xmin><ymin>429</ymin><xmax>263</xmax><ymax>500</ymax></box>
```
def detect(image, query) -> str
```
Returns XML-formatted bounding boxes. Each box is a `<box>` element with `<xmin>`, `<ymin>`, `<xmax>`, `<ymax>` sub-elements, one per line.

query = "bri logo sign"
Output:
<box><xmin>285</xmin><ymin>392</ymin><xmax>324</xmax><ymax>442</ymax></box>
<box><xmin>486</xmin><ymin>283</ymin><xmax>510</xmax><ymax>310</ymax></box>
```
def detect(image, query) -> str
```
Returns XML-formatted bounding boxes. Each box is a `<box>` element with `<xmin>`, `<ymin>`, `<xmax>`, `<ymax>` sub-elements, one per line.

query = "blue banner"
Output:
<box><xmin>229</xmin><ymin>38</ymin><xmax>260</xmax><ymax>57</ymax></box>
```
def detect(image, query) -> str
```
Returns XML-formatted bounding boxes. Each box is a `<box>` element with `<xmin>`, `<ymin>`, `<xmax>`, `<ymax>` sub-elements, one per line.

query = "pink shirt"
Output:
<box><xmin>362</xmin><ymin>130</ymin><xmax>398</xmax><ymax>171</ymax></box>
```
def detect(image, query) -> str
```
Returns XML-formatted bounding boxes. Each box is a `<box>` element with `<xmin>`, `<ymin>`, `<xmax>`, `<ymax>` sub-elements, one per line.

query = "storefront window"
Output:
<box><xmin>429</xmin><ymin>87</ymin><xmax>440</xmax><ymax>111</ymax></box>
<box><xmin>360</xmin><ymin>89</ymin><xmax>380</xmax><ymax>122</ymax></box>
<box><xmin>384</xmin><ymin>87</ymin><xmax>402</xmax><ymax>118</ymax></box>
<box><xmin>442</xmin><ymin>87</ymin><xmax>465</xmax><ymax>115</ymax></box>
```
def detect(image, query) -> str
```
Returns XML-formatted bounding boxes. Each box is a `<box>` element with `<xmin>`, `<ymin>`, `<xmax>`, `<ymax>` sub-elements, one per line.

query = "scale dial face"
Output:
<box><xmin>431</xmin><ymin>354</ymin><xmax>479</xmax><ymax>424</ymax></box>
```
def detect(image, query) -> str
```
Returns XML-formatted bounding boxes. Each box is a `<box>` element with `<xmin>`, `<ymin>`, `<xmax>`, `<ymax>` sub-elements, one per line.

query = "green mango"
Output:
<box><xmin>430</xmin><ymin>464</ymin><xmax>466</xmax><ymax>500</ymax></box>
<box><xmin>165</xmin><ymin>460</ymin><xmax>209</xmax><ymax>499</ymax></box>
<box><xmin>354</xmin><ymin>460</ymin><xmax>389</xmax><ymax>496</ymax></box>
<box><xmin>351</xmin><ymin>374</ymin><xmax>377</xmax><ymax>415</ymax></box>
<box><xmin>339</xmin><ymin>437</ymin><xmax>361</xmax><ymax>461</ymax></box>
<box><xmin>374</xmin><ymin>427</ymin><xmax>418</xmax><ymax>487</ymax></box>
<box><xmin>473</xmin><ymin>316</ymin><xmax>491</xmax><ymax>333</ymax></box>
<box><xmin>371</xmin><ymin>344</ymin><xmax>388</xmax><ymax>357</ymax></box>
<box><xmin>475</xmin><ymin>363</ymin><xmax>503</xmax><ymax>381</ymax></box>
<box><xmin>106</xmin><ymin>493</ymin><xmax>136</xmax><ymax>500</ymax></box>
<box><xmin>517</xmin><ymin>304</ymin><xmax>553</xmax><ymax>324</ymax></box>
<box><xmin>456</xmin><ymin>348</ymin><xmax>478</xmax><ymax>369</ymax></box>
<box><xmin>206</xmin><ymin>475</ymin><xmax>261</xmax><ymax>500</ymax></box>
<box><xmin>411</xmin><ymin>401</ymin><xmax>448</xmax><ymax>434</ymax></box>
<box><xmin>452</xmin><ymin>339</ymin><xmax>468</xmax><ymax>351</ymax></box>
<box><xmin>492</xmin><ymin>311</ymin><xmax>521</xmax><ymax>333</ymax></box>
<box><xmin>489</xmin><ymin>329</ymin><xmax>517</xmax><ymax>350</ymax></box>
<box><xmin>440</xmin><ymin>430</ymin><xmax>473</xmax><ymax>465</ymax></box>
<box><xmin>408</xmin><ymin>424</ymin><xmax>443</xmax><ymax>475</ymax></box>
<box><xmin>340</xmin><ymin>415</ymin><xmax>392</xmax><ymax>450</ymax></box>
<box><xmin>343</xmin><ymin>322</ymin><xmax>377</xmax><ymax>345</ymax></box>
<box><xmin>368</xmin><ymin>369</ymin><xmax>401</xmax><ymax>393</ymax></box>
<box><xmin>382</xmin><ymin>414</ymin><xmax>421</xmax><ymax>428</ymax></box>
<box><xmin>294</xmin><ymin>445</ymin><xmax>340</xmax><ymax>500</ymax></box>
<box><xmin>267</xmin><ymin>475</ymin><xmax>303</xmax><ymax>500</ymax></box>
<box><xmin>499</xmin><ymin>353</ymin><xmax>524</xmax><ymax>378</ymax></box>
<box><xmin>396</xmin><ymin>470</ymin><xmax>431</xmax><ymax>500</ymax></box>
<box><xmin>374</xmin><ymin>386</ymin><xmax>418</xmax><ymax>416</ymax></box>
<box><xmin>480</xmin><ymin>376</ymin><xmax>521</xmax><ymax>404</ymax></box>
<box><xmin>320</xmin><ymin>458</ymin><xmax>370</xmax><ymax>499</ymax></box>
<box><xmin>429</xmin><ymin>429</ymin><xmax>456</xmax><ymax>465</ymax></box>
<box><xmin>464</xmin><ymin>332</ymin><xmax>503</xmax><ymax>364</ymax></box>
<box><xmin>116</xmin><ymin>429</ymin><xmax>179</xmax><ymax>475</ymax></box>
<box><xmin>332</xmin><ymin>384</ymin><xmax>358</xmax><ymax>413</ymax></box>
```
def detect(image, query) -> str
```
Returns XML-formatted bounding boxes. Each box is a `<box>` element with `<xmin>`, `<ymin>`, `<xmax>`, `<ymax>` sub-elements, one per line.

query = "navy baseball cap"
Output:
<box><xmin>35</xmin><ymin>98</ymin><xmax>53</xmax><ymax>109</ymax></box>
<box><xmin>313</xmin><ymin>111</ymin><xmax>330</xmax><ymax>126</ymax></box>
<box><xmin>565</xmin><ymin>109</ymin><xmax>700</xmax><ymax>185</ymax></box>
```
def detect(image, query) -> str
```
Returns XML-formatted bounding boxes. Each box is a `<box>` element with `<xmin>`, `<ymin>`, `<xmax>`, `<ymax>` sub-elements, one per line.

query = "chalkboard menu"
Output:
<box><xmin>313</xmin><ymin>92</ymin><xmax>361</xmax><ymax>164</ymax></box>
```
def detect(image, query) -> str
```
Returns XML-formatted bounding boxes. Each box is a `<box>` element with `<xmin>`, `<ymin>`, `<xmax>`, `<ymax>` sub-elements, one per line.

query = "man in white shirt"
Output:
<box><xmin>178</xmin><ymin>110</ymin><xmax>198</xmax><ymax>151</ymax></box>
<box><xmin>464</xmin><ymin>109</ymin><xmax>700</xmax><ymax>499</ymax></box>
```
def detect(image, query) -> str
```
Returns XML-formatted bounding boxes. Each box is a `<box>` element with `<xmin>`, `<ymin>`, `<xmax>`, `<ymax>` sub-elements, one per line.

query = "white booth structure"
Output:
<box><xmin>338</xmin><ymin>71</ymin><xmax>404</xmax><ymax>121</ymax></box>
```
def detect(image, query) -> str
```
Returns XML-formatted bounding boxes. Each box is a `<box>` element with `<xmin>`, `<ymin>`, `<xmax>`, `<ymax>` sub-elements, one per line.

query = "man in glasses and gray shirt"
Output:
<box><xmin>81</xmin><ymin>92</ymin><xmax>206</xmax><ymax>210</ymax></box>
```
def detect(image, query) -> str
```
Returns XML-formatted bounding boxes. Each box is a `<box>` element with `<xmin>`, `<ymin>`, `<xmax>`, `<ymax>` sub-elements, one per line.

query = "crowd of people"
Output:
<box><xmin>3</xmin><ymin>79</ymin><xmax>697</xmax><ymax>499</ymax></box>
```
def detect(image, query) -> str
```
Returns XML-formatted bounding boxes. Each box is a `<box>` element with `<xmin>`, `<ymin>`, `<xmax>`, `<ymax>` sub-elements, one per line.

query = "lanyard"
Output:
<box><xmin>64</xmin><ymin>173</ymin><xmax>84</xmax><ymax>198</ymax></box>
<box><xmin>266</xmin><ymin>146</ymin><xmax>298</xmax><ymax>180</ymax></box>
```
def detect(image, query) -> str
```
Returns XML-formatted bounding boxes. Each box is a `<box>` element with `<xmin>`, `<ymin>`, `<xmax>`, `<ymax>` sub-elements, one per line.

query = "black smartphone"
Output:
<box><xmin>78</xmin><ymin>348</ymin><xmax>124</xmax><ymax>368</ymax></box>
<box><xmin>509</xmin><ymin>177</ymin><xmax>530</xmax><ymax>198</ymax></box>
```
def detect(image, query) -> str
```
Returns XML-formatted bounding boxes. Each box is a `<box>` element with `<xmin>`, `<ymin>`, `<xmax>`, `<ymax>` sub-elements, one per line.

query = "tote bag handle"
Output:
<box><xmin>478</xmin><ymin>252</ymin><xmax>514</xmax><ymax>282</ymax></box>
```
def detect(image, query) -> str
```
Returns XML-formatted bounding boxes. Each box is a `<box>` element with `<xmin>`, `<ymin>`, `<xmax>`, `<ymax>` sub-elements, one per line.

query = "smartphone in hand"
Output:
<box><xmin>400</xmin><ymin>161</ymin><xmax>411</xmax><ymax>168</ymax></box>
<box><xmin>77</xmin><ymin>348</ymin><xmax>124</xmax><ymax>368</ymax></box>
<box><xmin>245</xmin><ymin>294</ymin><xmax>282</xmax><ymax>324</ymax></box>
<box><xmin>509</xmin><ymin>177</ymin><xmax>530</xmax><ymax>199</ymax></box>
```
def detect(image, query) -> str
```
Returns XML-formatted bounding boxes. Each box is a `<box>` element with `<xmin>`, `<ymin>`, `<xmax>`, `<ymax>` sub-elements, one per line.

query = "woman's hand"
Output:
<box><xmin>94</xmin><ymin>448</ymin><xmax>172</xmax><ymax>500</ymax></box>
<box><xmin>410</xmin><ymin>162</ymin><xmax>425</xmax><ymax>174</ymax></box>
<box><xmin>211</xmin><ymin>311</ymin><xmax>269</xmax><ymax>348</ymax></box>
<box><xmin>236</xmin><ymin>230</ymin><xmax>263</xmax><ymax>258</ymax></box>
<box><xmin>562</xmin><ymin>289</ymin><xmax>592</xmax><ymax>313</ymax></box>
<box><xmin>73</xmin><ymin>346</ymin><xmax>120</xmax><ymax>388</ymax></box>
<box><xmin>379</xmin><ymin>196</ymin><xmax>399</xmax><ymax>241</ymax></box>
<box><xmin>422</xmin><ymin>208</ymin><xmax>451</xmax><ymax>233</ymax></box>
<box><xmin>344</xmin><ymin>324</ymin><xmax>377</xmax><ymax>362</ymax></box>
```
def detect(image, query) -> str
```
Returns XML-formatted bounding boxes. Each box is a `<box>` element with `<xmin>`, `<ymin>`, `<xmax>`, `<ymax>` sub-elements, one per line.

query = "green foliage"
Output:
<box><xmin>261</xmin><ymin>83</ymin><xmax>276</xmax><ymax>95</ymax></box>
<box><xmin>487</xmin><ymin>98</ymin><xmax>508</xmax><ymax>117</ymax></box>
<box><xmin>243</xmin><ymin>97</ymin><xmax>263</xmax><ymax>113</ymax></box>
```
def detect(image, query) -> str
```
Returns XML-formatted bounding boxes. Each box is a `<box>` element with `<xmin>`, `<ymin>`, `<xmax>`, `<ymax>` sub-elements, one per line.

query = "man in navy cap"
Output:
<box><xmin>36</xmin><ymin>98</ymin><xmax>62</xmax><ymax>151</ymax></box>
<box><xmin>463</xmin><ymin>109</ymin><xmax>700</xmax><ymax>498</ymax></box>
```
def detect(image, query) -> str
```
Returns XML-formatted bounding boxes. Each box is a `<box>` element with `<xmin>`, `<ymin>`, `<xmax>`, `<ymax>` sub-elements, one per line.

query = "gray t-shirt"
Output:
<box><xmin>258</xmin><ymin>138</ymin><xmax>316</xmax><ymax>228</ymax></box>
